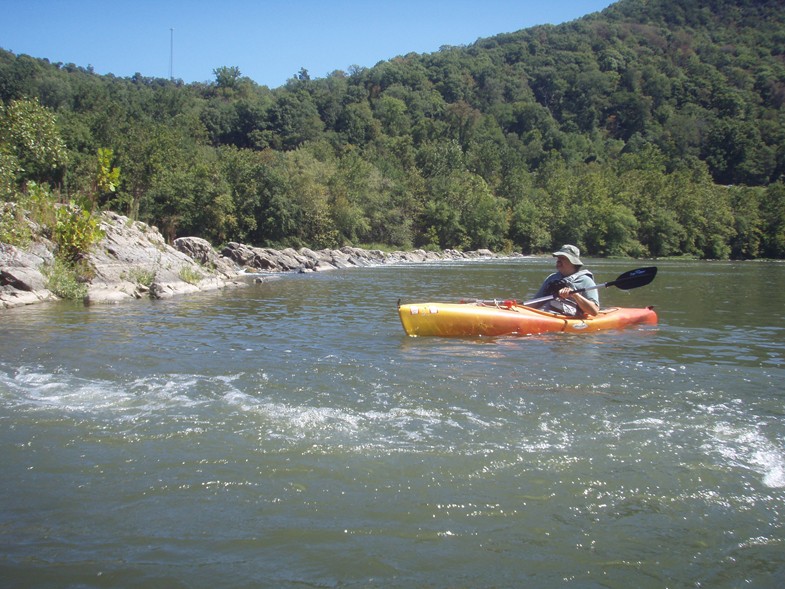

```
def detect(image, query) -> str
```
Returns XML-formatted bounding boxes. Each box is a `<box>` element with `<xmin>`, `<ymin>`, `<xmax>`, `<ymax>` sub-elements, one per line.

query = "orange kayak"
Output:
<box><xmin>398</xmin><ymin>301</ymin><xmax>657</xmax><ymax>337</ymax></box>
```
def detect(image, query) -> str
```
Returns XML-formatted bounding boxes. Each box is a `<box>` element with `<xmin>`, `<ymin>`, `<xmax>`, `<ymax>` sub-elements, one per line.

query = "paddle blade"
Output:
<box><xmin>608</xmin><ymin>266</ymin><xmax>657</xmax><ymax>290</ymax></box>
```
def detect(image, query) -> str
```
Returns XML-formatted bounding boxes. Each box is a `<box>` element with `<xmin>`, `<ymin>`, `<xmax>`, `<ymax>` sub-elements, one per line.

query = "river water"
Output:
<box><xmin>1</xmin><ymin>257</ymin><xmax>784</xmax><ymax>588</ymax></box>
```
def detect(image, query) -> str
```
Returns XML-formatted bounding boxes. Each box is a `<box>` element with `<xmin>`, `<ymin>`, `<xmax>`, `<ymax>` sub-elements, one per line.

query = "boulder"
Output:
<box><xmin>2</xmin><ymin>209</ymin><xmax>515</xmax><ymax>309</ymax></box>
<box><xmin>0</xmin><ymin>243</ymin><xmax>56</xmax><ymax>308</ymax></box>
<box><xmin>174</xmin><ymin>236</ymin><xmax>238</xmax><ymax>277</ymax></box>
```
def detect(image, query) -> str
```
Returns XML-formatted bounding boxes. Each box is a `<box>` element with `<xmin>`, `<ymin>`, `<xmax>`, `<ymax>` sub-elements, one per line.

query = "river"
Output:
<box><xmin>1</xmin><ymin>257</ymin><xmax>783</xmax><ymax>588</ymax></box>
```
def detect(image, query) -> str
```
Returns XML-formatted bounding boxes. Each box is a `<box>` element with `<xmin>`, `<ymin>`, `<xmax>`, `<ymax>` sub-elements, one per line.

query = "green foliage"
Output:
<box><xmin>95</xmin><ymin>147</ymin><xmax>120</xmax><ymax>199</ymax></box>
<box><xmin>19</xmin><ymin>180</ymin><xmax>57</xmax><ymax>234</ymax></box>
<box><xmin>2</xmin><ymin>1</ymin><xmax>785</xmax><ymax>258</ymax></box>
<box><xmin>53</xmin><ymin>203</ymin><xmax>105</xmax><ymax>262</ymax></box>
<box><xmin>178</xmin><ymin>265</ymin><xmax>203</xmax><ymax>285</ymax></box>
<box><xmin>509</xmin><ymin>196</ymin><xmax>552</xmax><ymax>253</ymax></box>
<box><xmin>761</xmin><ymin>181</ymin><xmax>785</xmax><ymax>258</ymax></box>
<box><xmin>0</xmin><ymin>146</ymin><xmax>20</xmax><ymax>199</ymax></box>
<box><xmin>126</xmin><ymin>267</ymin><xmax>156</xmax><ymax>287</ymax></box>
<box><xmin>0</xmin><ymin>97</ymin><xmax>67</xmax><ymax>184</ymax></box>
<box><xmin>1</xmin><ymin>182</ymin><xmax>58</xmax><ymax>245</ymax></box>
<box><xmin>43</xmin><ymin>257</ymin><xmax>89</xmax><ymax>301</ymax></box>
<box><xmin>580</xmin><ymin>166</ymin><xmax>641</xmax><ymax>257</ymax></box>
<box><xmin>213</xmin><ymin>66</ymin><xmax>242</xmax><ymax>90</ymax></box>
<box><xmin>0</xmin><ymin>202</ymin><xmax>32</xmax><ymax>246</ymax></box>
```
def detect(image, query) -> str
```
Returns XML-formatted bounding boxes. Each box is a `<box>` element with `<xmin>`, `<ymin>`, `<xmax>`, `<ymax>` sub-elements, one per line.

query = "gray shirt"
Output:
<box><xmin>532</xmin><ymin>269</ymin><xmax>599</xmax><ymax>316</ymax></box>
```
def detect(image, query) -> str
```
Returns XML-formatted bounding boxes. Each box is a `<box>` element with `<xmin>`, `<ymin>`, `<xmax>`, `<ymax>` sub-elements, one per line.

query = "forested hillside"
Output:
<box><xmin>2</xmin><ymin>0</ymin><xmax>785</xmax><ymax>259</ymax></box>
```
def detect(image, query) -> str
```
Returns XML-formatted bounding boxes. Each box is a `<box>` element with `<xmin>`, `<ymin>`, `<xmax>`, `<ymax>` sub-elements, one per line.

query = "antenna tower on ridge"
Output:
<box><xmin>169</xmin><ymin>28</ymin><xmax>174</xmax><ymax>80</ymax></box>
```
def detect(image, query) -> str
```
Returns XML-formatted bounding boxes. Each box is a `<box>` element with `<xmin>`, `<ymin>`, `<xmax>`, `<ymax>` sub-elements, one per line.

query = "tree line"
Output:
<box><xmin>2</xmin><ymin>0</ymin><xmax>785</xmax><ymax>259</ymax></box>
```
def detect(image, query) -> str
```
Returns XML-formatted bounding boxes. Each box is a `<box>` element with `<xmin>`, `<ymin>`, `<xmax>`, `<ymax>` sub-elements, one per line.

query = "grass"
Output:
<box><xmin>178</xmin><ymin>265</ymin><xmax>203</xmax><ymax>285</ymax></box>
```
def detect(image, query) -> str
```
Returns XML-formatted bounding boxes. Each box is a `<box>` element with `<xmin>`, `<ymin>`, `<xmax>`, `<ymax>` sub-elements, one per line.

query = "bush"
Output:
<box><xmin>43</xmin><ymin>258</ymin><xmax>88</xmax><ymax>301</ymax></box>
<box><xmin>19</xmin><ymin>181</ymin><xmax>57</xmax><ymax>236</ymax></box>
<box><xmin>0</xmin><ymin>150</ymin><xmax>20</xmax><ymax>200</ymax></box>
<box><xmin>54</xmin><ymin>203</ymin><xmax>104</xmax><ymax>262</ymax></box>
<box><xmin>0</xmin><ymin>203</ymin><xmax>32</xmax><ymax>247</ymax></box>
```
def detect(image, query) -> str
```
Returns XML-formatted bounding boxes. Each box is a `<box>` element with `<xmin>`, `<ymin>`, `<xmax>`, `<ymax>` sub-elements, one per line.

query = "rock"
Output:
<box><xmin>85</xmin><ymin>211</ymin><xmax>226</xmax><ymax>304</ymax></box>
<box><xmin>2</xmin><ymin>208</ymin><xmax>517</xmax><ymax>310</ymax></box>
<box><xmin>1</xmin><ymin>211</ymin><xmax>248</xmax><ymax>308</ymax></box>
<box><xmin>174</xmin><ymin>236</ymin><xmax>238</xmax><ymax>277</ymax></box>
<box><xmin>298</xmin><ymin>247</ymin><xmax>326</xmax><ymax>264</ymax></box>
<box><xmin>278</xmin><ymin>248</ymin><xmax>309</xmax><ymax>270</ymax></box>
<box><xmin>220</xmin><ymin>242</ymin><xmax>257</xmax><ymax>268</ymax></box>
<box><xmin>173</xmin><ymin>235</ymin><xmax>212</xmax><ymax>261</ymax></box>
<box><xmin>1</xmin><ymin>243</ymin><xmax>56</xmax><ymax>307</ymax></box>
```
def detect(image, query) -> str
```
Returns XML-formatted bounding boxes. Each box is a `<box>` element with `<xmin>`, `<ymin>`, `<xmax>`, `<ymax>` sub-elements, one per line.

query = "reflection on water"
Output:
<box><xmin>1</xmin><ymin>259</ymin><xmax>784</xmax><ymax>588</ymax></box>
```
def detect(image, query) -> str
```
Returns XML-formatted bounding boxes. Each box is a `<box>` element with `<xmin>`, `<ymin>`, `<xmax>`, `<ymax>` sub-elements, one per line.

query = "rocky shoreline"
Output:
<box><xmin>1</xmin><ymin>211</ymin><xmax>521</xmax><ymax>310</ymax></box>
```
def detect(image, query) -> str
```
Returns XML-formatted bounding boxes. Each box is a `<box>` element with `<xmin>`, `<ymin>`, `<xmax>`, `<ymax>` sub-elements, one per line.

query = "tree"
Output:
<box><xmin>728</xmin><ymin>185</ymin><xmax>763</xmax><ymax>259</ymax></box>
<box><xmin>337</xmin><ymin>101</ymin><xmax>379</xmax><ymax>146</ymax></box>
<box><xmin>460</xmin><ymin>174</ymin><xmax>509</xmax><ymax>250</ymax></box>
<box><xmin>266</xmin><ymin>91</ymin><xmax>325</xmax><ymax>150</ymax></box>
<box><xmin>0</xmin><ymin>98</ymin><xmax>67</xmax><ymax>186</ymax></box>
<box><xmin>374</xmin><ymin>94</ymin><xmax>410</xmax><ymax>136</ymax></box>
<box><xmin>93</xmin><ymin>147</ymin><xmax>120</xmax><ymax>208</ymax></box>
<box><xmin>328</xmin><ymin>149</ymin><xmax>372</xmax><ymax>243</ymax></box>
<box><xmin>281</xmin><ymin>148</ymin><xmax>336</xmax><ymax>247</ymax></box>
<box><xmin>214</xmin><ymin>66</ymin><xmax>242</xmax><ymax>90</ymax></box>
<box><xmin>217</xmin><ymin>146</ymin><xmax>261</xmax><ymax>244</ymax></box>
<box><xmin>182</xmin><ymin>155</ymin><xmax>235</xmax><ymax>244</ymax></box>
<box><xmin>4</xmin><ymin>1</ymin><xmax>785</xmax><ymax>259</ymax></box>
<box><xmin>761</xmin><ymin>181</ymin><xmax>785</xmax><ymax>258</ymax></box>
<box><xmin>445</xmin><ymin>100</ymin><xmax>481</xmax><ymax>148</ymax></box>
<box><xmin>703</xmin><ymin>118</ymin><xmax>764</xmax><ymax>185</ymax></box>
<box><xmin>579</xmin><ymin>165</ymin><xmax>641</xmax><ymax>256</ymax></box>
<box><xmin>509</xmin><ymin>193</ymin><xmax>552</xmax><ymax>253</ymax></box>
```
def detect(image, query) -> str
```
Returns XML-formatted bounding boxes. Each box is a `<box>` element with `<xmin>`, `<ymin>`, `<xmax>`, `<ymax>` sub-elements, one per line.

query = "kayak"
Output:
<box><xmin>397</xmin><ymin>301</ymin><xmax>657</xmax><ymax>337</ymax></box>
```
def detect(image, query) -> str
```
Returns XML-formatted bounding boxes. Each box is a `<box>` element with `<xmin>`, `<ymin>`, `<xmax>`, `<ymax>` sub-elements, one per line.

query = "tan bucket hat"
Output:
<box><xmin>552</xmin><ymin>244</ymin><xmax>583</xmax><ymax>266</ymax></box>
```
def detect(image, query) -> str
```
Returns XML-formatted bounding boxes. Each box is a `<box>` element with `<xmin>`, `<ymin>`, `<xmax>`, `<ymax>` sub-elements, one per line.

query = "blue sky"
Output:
<box><xmin>1</xmin><ymin>0</ymin><xmax>615</xmax><ymax>89</ymax></box>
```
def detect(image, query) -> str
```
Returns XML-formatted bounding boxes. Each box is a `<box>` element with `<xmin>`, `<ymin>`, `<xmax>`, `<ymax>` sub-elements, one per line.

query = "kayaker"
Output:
<box><xmin>531</xmin><ymin>245</ymin><xmax>600</xmax><ymax>317</ymax></box>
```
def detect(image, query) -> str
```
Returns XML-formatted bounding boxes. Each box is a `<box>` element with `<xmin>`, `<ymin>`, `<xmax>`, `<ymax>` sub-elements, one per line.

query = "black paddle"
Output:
<box><xmin>522</xmin><ymin>266</ymin><xmax>658</xmax><ymax>307</ymax></box>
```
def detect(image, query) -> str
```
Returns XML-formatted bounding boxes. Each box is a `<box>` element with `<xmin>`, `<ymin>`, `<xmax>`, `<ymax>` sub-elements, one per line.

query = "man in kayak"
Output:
<box><xmin>531</xmin><ymin>245</ymin><xmax>600</xmax><ymax>317</ymax></box>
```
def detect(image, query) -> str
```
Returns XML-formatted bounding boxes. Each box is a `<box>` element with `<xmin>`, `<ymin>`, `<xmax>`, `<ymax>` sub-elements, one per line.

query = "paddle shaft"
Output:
<box><xmin>524</xmin><ymin>282</ymin><xmax>607</xmax><ymax>306</ymax></box>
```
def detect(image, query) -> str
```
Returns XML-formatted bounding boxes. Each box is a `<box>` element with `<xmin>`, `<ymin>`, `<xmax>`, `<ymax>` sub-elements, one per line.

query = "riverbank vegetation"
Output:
<box><xmin>2</xmin><ymin>0</ymin><xmax>785</xmax><ymax>259</ymax></box>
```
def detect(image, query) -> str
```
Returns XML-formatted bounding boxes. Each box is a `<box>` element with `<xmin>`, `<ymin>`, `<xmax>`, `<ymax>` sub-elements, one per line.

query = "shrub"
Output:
<box><xmin>19</xmin><ymin>181</ymin><xmax>57</xmax><ymax>236</ymax></box>
<box><xmin>0</xmin><ymin>203</ymin><xmax>32</xmax><ymax>247</ymax></box>
<box><xmin>54</xmin><ymin>203</ymin><xmax>104</xmax><ymax>262</ymax></box>
<box><xmin>43</xmin><ymin>258</ymin><xmax>88</xmax><ymax>301</ymax></box>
